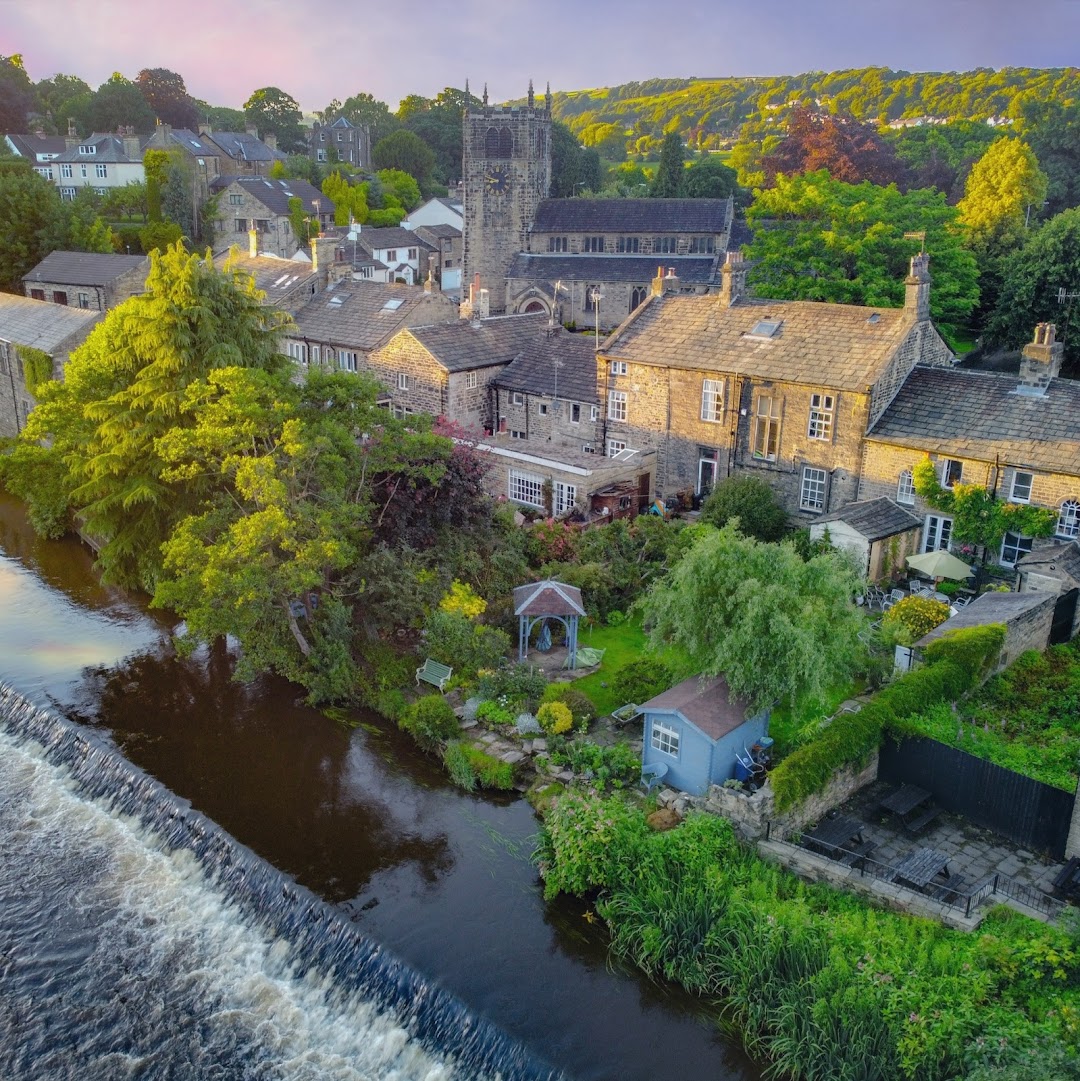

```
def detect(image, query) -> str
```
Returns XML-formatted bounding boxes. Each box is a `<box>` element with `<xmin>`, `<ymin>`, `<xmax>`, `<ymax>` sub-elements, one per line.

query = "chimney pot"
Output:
<box><xmin>1018</xmin><ymin>322</ymin><xmax>1063</xmax><ymax>395</ymax></box>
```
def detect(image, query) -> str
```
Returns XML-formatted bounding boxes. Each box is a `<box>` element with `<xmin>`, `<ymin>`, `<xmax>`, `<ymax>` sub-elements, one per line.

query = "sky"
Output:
<box><xmin>4</xmin><ymin>0</ymin><xmax>1080</xmax><ymax>113</ymax></box>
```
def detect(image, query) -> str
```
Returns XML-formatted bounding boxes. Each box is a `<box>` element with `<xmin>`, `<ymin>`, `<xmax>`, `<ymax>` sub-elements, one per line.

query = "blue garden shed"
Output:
<box><xmin>639</xmin><ymin>675</ymin><xmax>771</xmax><ymax>796</ymax></box>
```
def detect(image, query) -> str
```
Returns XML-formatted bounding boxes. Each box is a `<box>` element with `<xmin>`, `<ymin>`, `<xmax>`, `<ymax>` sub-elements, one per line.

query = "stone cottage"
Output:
<box><xmin>23</xmin><ymin>251</ymin><xmax>149</xmax><ymax>311</ymax></box>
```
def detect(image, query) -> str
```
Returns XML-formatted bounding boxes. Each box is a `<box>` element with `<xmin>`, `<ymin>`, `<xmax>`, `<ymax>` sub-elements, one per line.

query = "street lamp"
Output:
<box><xmin>590</xmin><ymin>287</ymin><xmax>604</xmax><ymax>349</ymax></box>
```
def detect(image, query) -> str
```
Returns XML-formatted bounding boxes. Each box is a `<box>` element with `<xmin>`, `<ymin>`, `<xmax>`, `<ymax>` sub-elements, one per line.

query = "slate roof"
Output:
<box><xmin>5</xmin><ymin>133</ymin><xmax>68</xmax><ymax>158</ymax></box>
<box><xmin>413</xmin><ymin>223</ymin><xmax>461</xmax><ymax>241</ymax></box>
<box><xmin>495</xmin><ymin>327</ymin><xmax>597</xmax><ymax>402</ymax></box>
<box><xmin>639</xmin><ymin>674</ymin><xmax>757</xmax><ymax>741</ymax></box>
<box><xmin>53</xmin><ymin>134</ymin><xmax>143</xmax><ymax>163</ymax></box>
<box><xmin>291</xmin><ymin>280</ymin><xmax>456</xmax><ymax>351</ymax></box>
<box><xmin>512</xmin><ymin>580</ymin><xmax>586</xmax><ymax>617</ymax></box>
<box><xmin>0</xmin><ymin>294</ymin><xmax>103</xmax><ymax>352</ymax></box>
<box><xmin>406</xmin><ymin>312</ymin><xmax>549</xmax><ymax>373</ymax></box>
<box><xmin>509</xmin><ymin>253</ymin><xmax>719</xmax><ymax>285</ymax></box>
<box><xmin>814</xmin><ymin>497</ymin><xmax>922</xmax><ymax>541</ymax></box>
<box><xmin>24</xmin><ymin>251</ymin><xmax>148</xmax><ymax>287</ymax></box>
<box><xmin>867</xmin><ymin>367</ymin><xmax>1080</xmax><ymax>475</ymax></box>
<box><xmin>917</xmin><ymin>591</ymin><xmax>1056</xmax><ymax>646</ymax></box>
<box><xmin>602</xmin><ymin>292</ymin><xmax>912</xmax><ymax>392</ymax></box>
<box><xmin>532</xmin><ymin>198</ymin><xmax>731</xmax><ymax>234</ymax></box>
<box><xmin>213</xmin><ymin>252</ymin><xmax>321</xmax><ymax>305</ymax></box>
<box><xmin>161</xmin><ymin>128</ymin><xmax>219</xmax><ymax>156</ymax></box>
<box><xmin>353</xmin><ymin>226</ymin><xmax>434</xmax><ymax>251</ymax></box>
<box><xmin>1015</xmin><ymin>541</ymin><xmax>1080</xmax><ymax>585</ymax></box>
<box><xmin>210</xmin><ymin>176</ymin><xmax>325</xmax><ymax>216</ymax></box>
<box><xmin>206</xmin><ymin>131</ymin><xmax>286</xmax><ymax>163</ymax></box>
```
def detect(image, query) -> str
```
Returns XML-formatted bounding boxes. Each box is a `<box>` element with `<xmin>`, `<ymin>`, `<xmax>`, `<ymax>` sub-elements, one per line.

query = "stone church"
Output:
<box><xmin>461</xmin><ymin>84</ymin><xmax>732</xmax><ymax>331</ymax></box>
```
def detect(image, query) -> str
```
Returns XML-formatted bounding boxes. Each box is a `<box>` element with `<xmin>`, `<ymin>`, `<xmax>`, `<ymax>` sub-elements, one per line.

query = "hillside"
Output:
<box><xmin>547</xmin><ymin>67</ymin><xmax>1080</xmax><ymax>155</ymax></box>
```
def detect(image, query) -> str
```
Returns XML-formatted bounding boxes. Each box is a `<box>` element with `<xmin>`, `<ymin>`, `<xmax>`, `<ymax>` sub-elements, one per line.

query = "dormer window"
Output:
<box><xmin>78</xmin><ymin>144</ymin><xmax>96</xmax><ymax>155</ymax></box>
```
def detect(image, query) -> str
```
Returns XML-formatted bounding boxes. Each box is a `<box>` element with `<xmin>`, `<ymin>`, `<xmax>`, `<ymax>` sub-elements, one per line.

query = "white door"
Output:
<box><xmin>923</xmin><ymin>514</ymin><xmax>953</xmax><ymax>552</ymax></box>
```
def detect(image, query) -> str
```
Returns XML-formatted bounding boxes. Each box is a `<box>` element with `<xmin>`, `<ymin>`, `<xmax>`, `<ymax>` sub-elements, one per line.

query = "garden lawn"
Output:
<box><xmin>767</xmin><ymin>679</ymin><xmax>861</xmax><ymax>759</ymax></box>
<box><xmin>897</xmin><ymin>639</ymin><xmax>1080</xmax><ymax>791</ymax></box>
<box><xmin>571</xmin><ymin>617</ymin><xmax>693</xmax><ymax>716</ymax></box>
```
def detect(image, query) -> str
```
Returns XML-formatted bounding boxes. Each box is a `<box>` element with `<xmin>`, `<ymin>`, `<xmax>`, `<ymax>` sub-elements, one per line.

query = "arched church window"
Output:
<box><xmin>630</xmin><ymin>286</ymin><xmax>647</xmax><ymax>313</ymax></box>
<box><xmin>498</xmin><ymin>127</ymin><xmax>513</xmax><ymax>158</ymax></box>
<box><xmin>485</xmin><ymin>127</ymin><xmax>501</xmax><ymax>158</ymax></box>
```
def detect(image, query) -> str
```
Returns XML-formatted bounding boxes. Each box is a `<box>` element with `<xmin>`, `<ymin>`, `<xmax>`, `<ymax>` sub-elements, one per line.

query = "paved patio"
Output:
<box><xmin>830</xmin><ymin>780</ymin><xmax>1065</xmax><ymax>897</ymax></box>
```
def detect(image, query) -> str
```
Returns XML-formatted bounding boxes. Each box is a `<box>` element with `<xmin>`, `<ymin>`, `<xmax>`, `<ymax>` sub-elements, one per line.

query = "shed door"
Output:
<box><xmin>1051</xmin><ymin>588</ymin><xmax>1079</xmax><ymax>645</ymax></box>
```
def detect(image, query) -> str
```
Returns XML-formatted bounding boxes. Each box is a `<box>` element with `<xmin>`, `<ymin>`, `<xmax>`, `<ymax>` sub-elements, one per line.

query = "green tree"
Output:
<box><xmin>32</xmin><ymin>73</ymin><xmax>91</xmax><ymax>133</ymax></box>
<box><xmin>320</xmin><ymin>92</ymin><xmax>398</xmax><ymax>145</ymax></box>
<box><xmin>682</xmin><ymin>154</ymin><xmax>738</xmax><ymax>199</ymax></box>
<box><xmin>0</xmin><ymin>244</ymin><xmax>290</xmax><ymax>588</ymax></box>
<box><xmin>321</xmin><ymin>171</ymin><xmax>368</xmax><ymax>225</ymax></box>
<box><xmin>649</xmin><ymin>132</ymin><xmax>686</xmax><ymax>197</ymax></box>
<box><xmin>243</xmin><ymin>86</ymin><xmax>305</xmax><ymax>152</ymax></box>
<box><xmin>372</xmin><ymin>129</ymin><xmax>436</xmax><ymax>189</ymax></box>
<box><xmin>744</xmin><ymin>170</ymin><xmax>979</xmax><ymax>340</ymax></box>
<box><xmin>0</xmin><ymin>54</ymin><xmax>35</xmax><ymax>131</ymax></box>
<box><xmin>642</xmin><ymin>523</ymin><xmax>865</xmax><ymax>710</ymax></box>
<box><xmin>0</xmin><ymin>158</ymin><xmax>66</xmax><ymax>292</ymax></box>
<box><xmin>85</xmin><ymin>73</ymin><xmax>157</xmax><ymax>134</ymax></box>
<box><xmin>143</xmin><ymin>147</ymin><xmax>170</xmax><ymax>222</ymax></box>
<box><xmin>550</xmin><ymin>120</ymin><xmax>602</xmax><ymax>197</ymax></box>
<box><xmin>985</xmin><ymin>207</ymin><xmax>1080</xmax><ymax>370</ymax></box>
<box><xmin>912</xmin><ymin>457</ymin><xmax>1056</xmax><ymax>579</ymax></box>
<box><xmin>1017</xmin><ymin>98</ymin><xmax>1080</xmax><ymax>216</ymax></box>
<box><xmin>102</xmin><ymin>181</ymin><xmax>148</xmax><ymax>222</ymax></box>
<box><xmin>376</xmin><ymin>168</ymin><xmax>421</xmax><ymax>211</ymax></box>
<box><xmin>193</xmin><ymin>103</ymin><xmax>247</xmax><ymax>131</ymax></box>
<box><xmin>699</xmin><ymin>476</ymin><xmax>789</xmax><ymax>541</ymax></box>
<box><xmin>64</xmin><ymin>189</ymin><xmax>116</xmax><ymax>253</ymax></box>
<box><xmin>135</xmin><ymin>68</ymin><xmax>198</xmax><ymax>129</ymax></box>
<box><xmin>957</xmin><ymin>138</ymin><xmax>1048</xmax><ymax>254</ymax></box>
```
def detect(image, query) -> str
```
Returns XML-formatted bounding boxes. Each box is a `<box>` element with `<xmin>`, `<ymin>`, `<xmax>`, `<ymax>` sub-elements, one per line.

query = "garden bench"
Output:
<box><xmin>1052</xmin><ymin>857</ymin><xmax>1080</xmax><ymax>900</ymax></box>
<box><xmin>904</xmin><ymin>806</ymin><xmax>942</xmax><ymax>835</ymax></box>
<box><xmin>415</xmin><ymin>659</ymin><xmax>452</xmax><ymax>692</ymax></box>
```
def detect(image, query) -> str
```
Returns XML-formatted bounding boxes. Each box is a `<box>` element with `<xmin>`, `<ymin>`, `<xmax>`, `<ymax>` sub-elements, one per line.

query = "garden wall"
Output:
<box><xmin>704</xmin><ymin>750</ymin><xmax>879</xmax><ymax>840</ymax></box>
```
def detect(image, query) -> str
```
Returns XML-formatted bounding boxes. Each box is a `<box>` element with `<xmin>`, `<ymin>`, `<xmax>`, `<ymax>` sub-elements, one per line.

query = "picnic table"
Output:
<box><xmin>880</xmin><ymin>784</ymin><xmax>941</xmax><ymax>834</ymax></box>
<box><xmin>806</xmin><ymin>815</ymin><xmax>864</xmax><ymax>851</ymax></box>
<box><xmin>893</xmin><ymin>846</ymin><xmax>951</xmax><ymax>890</ymax></box>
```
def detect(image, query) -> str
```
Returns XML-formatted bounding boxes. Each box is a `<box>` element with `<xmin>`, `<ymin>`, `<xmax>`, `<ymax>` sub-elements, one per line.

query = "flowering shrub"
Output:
<box><xmin>527</xmin><ymin>518</ymin><xmax>580</xmax><ymax>565</ymax></box>
<box><xmin>439</xmin><ymin>579</ymin><xmax>487</xmax><ymax>619</ymax></box>
<box><xmin>476</xmin><ymin>698</ymin><xmax>515</xmax><ymax>726</ymax></box>
<box><xmin>882</xmin><ymin>595</ymin><xmax>951</xmax><ymax>644</ymax></box>
<box><xmin>537</xmin><ymin>701</ymin><xmax>574</xmax><ymax>735</ymax></box>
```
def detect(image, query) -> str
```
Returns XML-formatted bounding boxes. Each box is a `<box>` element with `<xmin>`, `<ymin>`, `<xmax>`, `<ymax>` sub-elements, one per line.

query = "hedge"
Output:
<box><xmin>769</xmin><ymin>625</ymin><xmax>1005</xmax><ymax>812</ymax></box>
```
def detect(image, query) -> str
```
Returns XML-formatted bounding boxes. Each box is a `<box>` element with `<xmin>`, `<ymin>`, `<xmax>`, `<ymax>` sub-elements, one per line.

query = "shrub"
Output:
<box><xmin>699</xmin><ymin>475</ymin><xmax>789</xmax><ymax>542</ymax></box>
<box><xmin>606</xmin><ymin>609</ymin><xmax>626</xmax><ymax>626</ymax></box>
<box><xmin>541</xmin><ymin>684</ymin><xmax>598</xmax><ymax>730</ymax></box>
<box><xmin>399</xmin><ymin>694</ymin><xmax>460</xmax><ymax>750</ymax></box>
<box><xmin>423</xmin><ymin>609</ymin><xmax>511</xmax><ymax>676</ymax></box>
<box><xmin>537</xmin><ymin>701</ymin><xmax>574</xmax><ymax>735</ymax></box>
<box><xmin>611</xmin><ymin>658</ymin><xmax>673</xmax><ymax>705</ymax></box>
<box><xmin>439</xmin><ymin>579</ymin><xmax>487</xmax><ymax>619</ymax></box>
<box><xmin>921</xmin><ymin>623</ymin><xmax>1006</xmax><ymax>682</ymax></box>
<box><xmin>548</xmin><ymin>739</ymin><xmax>641</xmax><ymax>789</ymax></box>
<box><xmin>477</xmin><ymin>663</ymin><xmax>547</xmax><ymax>705</ymax></box>
<box><xmin>527</xmin><ymin>519</ymin><xmax>580</xmax><ymax>565</ymax></box>
<box><xmin>476</xmin><ymin>699</ymin><xmax>515</xmax><ymax>726</ymax></box>
<box><xmin>882</xmin><ymin>595</ymin><xmax>951</xmax><ymax>644</ymax></box>
<box><xmin>375</xmin><ymin>688</ymin><xmax>408</xmax><ymax>722</ymax></box>
<box><xmin>467</xmin><ymin>746</ymin><xmax>515</xmax><ymax>789</ymax></box>
<box><xmin>515</xmin><ymin>712</ymin><xmax>541</xmax><ymax>735</ymax></box>
<box><xmin>443</xmin><ymin>740</ymin><xmax>477</xmax><ymax>790</ymax></box>
<box><xmin>936</xmin><ymin>580</ymin><xmax>961</xmax><ymax>597</ymax></box>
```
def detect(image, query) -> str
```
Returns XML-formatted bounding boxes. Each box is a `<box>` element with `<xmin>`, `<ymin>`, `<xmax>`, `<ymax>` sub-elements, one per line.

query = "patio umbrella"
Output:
<box><xmin>905</xmin><ymin>549</ymin><xmax>975</xmax><ymax>580</ymax></box>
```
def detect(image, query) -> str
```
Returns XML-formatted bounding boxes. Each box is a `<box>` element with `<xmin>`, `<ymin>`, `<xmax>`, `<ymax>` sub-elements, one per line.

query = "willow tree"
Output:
<box><xmin>0</xmin><ymin>243</ymin><xmax>290</xmax><ymax>589</ymax></box>
<box><xmin>642</xmin><ymin>523</ymin><xmax>866</xmax><ymax>711</ymax></box>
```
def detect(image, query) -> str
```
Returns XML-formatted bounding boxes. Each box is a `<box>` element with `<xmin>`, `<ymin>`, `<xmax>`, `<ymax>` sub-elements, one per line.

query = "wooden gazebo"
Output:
<box><xmin>513</xmin><ymin>579</ymin><xmax>586</xmax><ymax>670</ymax></box>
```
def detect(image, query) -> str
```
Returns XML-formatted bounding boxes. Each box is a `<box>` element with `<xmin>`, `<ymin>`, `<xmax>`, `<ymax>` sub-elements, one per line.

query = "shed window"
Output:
<box><xmin>651</xmin><ymin>721</ymin><xmax>680</xmax><ymax>757</ymax></box>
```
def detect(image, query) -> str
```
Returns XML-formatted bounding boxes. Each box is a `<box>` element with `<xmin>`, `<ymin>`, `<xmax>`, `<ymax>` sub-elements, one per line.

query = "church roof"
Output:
<box><xmin>495</xmin><ymin>327</ymin><xmax>597</xmax><ymax>402</ymax></box>
<box><xmin>508</xmin><ymin>253</ymin><xmax>719</xmax><ymax>284</ymax></box>
<box><xmin>531</xmin><ymin>198</ymin><xmax>731</xmax><ymax>234</ymax></box>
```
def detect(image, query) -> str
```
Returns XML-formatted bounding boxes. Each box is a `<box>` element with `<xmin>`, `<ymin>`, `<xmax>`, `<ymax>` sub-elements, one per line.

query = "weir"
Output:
<box><xmin>0</xmin><ymin>682</ymin><xmax>564</xmax><ymax>1081</ymax></box>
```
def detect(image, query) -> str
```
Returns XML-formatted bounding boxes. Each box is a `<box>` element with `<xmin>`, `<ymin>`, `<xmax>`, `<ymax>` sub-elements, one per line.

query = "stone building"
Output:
<box><xmin>412</xmin><ymin>224</ymin><xmax>463</xmax><ymax>295</ymax></box>
<box><xmin>212</xmin><ymin>177</ymin><xmax>334</xmax><ymax>259</ymax></box>
<box><xmin>858</xmin><ymin>324</ymin><xmax>1080</xmax><ymax>566</ymax></box>
<box><xmin>23</xmin><ymin>251</ymin><xmax>149</xmax><ymax>311</ymax></box>
<box><xmin>309</xmin><ymin>116</ymin><xmax>371</xmax><ymax>169</ymax></box>
<box><xmin>48</xmin><ymin>130</ymin><xmax>145</xmax><ymax>199</ymax></box>
<box><xmin>366</xmin><ymin>310</ymin><xmax>548</xmax><ymax>426</ymax></box>
<box><xmin>1015</xmin><ymin>540</ymin><xmax>1080</xmax><ymax>642</ymax></box>
<box><xmin>595</xmin><ymin>253</ymin><xmax>954</xmax><ymax>515</ymax></box>
<box><xmin>0</xmin><ymin>295</ymin><xmax>103</xmax><ymax>437</ymax></box>
<box><xmin>461</xmin><ymin>84</ymin><xmax>552</xmax><ymax>314</ymax></box>
<box><xmin>285</xmin><ymin>279</ymin><xmax>458</xmax><ymax>393</ymax></box>
<box><xmin>213</xmin><ymin>234</ymin><xmax>340</xmax><ymax>315</ymax></box>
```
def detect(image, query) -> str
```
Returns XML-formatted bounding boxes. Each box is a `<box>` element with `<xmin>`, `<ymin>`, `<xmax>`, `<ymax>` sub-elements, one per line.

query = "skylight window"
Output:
<box><xmin>748</xmin><ymin>319</ymin><xmax>782</xmax><ymax>338</ymax></box>
<box><xmin>383</xmin><ymin>298</ymin><xmax>404</xmax><ymax>310</ymax></box>
<box><xmin>329</xmin><ymin>295</ymin><xmax>346</xmax><ymax>306</ymax></box>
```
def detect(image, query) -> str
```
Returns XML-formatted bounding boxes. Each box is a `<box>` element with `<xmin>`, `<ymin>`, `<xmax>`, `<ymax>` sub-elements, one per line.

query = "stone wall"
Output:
<box><xmin>867</xmin><ymin>322</ymin><xmax>954</xmax><ymax>429</ymax></box>
<box><xmin>365</xmin><ymin>333</ymin><xmax>450</xmax><ymax>417</ymax></box>
<box><xmin>23</xmin><ymin>264</ymin><xmax>145</xmax><ymax>312</ymax></box>
<box><xmin>495</xmin><ymin>387</ymin><xmax>602</xmax><ymax>449</ymax></box>
<box><xmin>1000</xmin><ymin>592</ymin><xmax>1056</xmax><ymax>668</ymax></box>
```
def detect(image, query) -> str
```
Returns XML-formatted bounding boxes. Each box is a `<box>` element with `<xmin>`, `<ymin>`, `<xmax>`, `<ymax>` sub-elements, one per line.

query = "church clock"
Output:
<box><xmin>485</xmin><ymin>164</ymin><xmax>510</xmax><ymax>194</ymax></box>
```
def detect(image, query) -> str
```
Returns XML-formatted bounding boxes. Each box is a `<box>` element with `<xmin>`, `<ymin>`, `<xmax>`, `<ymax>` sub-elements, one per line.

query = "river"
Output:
<box><xmin>0</xmin><ymin>489</ymin><xmax>760</xmax><ymax>1081</ymax></box>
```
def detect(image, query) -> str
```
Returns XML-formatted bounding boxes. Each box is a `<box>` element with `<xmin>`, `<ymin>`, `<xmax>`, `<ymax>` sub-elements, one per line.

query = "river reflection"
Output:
<box><xmin>0</xmin><ymin>487</ymin><xmax>761</xmax><ymax>1081</ymax></box>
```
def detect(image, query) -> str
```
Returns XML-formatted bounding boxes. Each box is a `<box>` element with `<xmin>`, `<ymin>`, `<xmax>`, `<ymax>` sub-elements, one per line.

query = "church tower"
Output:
<box><xmin>462</xmin><ymin>81</ymin><xmax>552</xmax><ymax>314</ymax></box>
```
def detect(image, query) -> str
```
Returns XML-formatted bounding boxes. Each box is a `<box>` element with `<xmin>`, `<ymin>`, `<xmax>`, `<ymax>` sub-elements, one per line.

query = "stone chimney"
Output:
<box><xmin>264</xmin><ymin>132</ymin><xmax>278</xmax><ymax>152</ymax></box>
<box><xmin>425</xmin><ymin>253</ymin><xmax>437</xmax><ymax>293</ymax></box>
<box><xmin>311</xmin><ymin>235</ymin><xmax>337</xmax><ymax>276</ymax></box>
<box><xmin>121</xmin><ymin>128</ymin><xmax>141</xmax><ymax>161</ymax></box>
<box><xmin>905</xmin><ymin>252</ymin><xmax>931</xmax><ymax>322</ymax></box>
<box><xmin>249</xmin><ymin>227</ymin><xmax>259</xmax><ymax>259</ymax></box>
<box><xmin>65</xmin><ymin>118</ymin><xmax>79</xmax><ymax>149</ymax></box>
<box><xmin>649</xmin><ymin>265</ymin><xmax>666</xmax><ymax>297</ymax></box>
<box><xmin>477</xmin><ymin>288</ymin><xmax>490</xmax><ymax>319</ymax></box>
<box><xmin>719</xmin><ymin>251</ymin><xmax>746</xmax><ymax>307</ymax></box>
<box><xmin>245</xmin><ymin>123</ymin><xmax>259</xmax><ymax>138</ymax></box>
<box><xmin>1018</xmin><ymin>323</ymin><xmax>1063</xmax><ymax>396</ymax></box>
<box><xmin>198</xmin><ymin>122</ymin><xmax>213</xmax><ymax>137</ymax></box>
<box><xmin>462</xmin><ymin>273</ymin><xmax>482</xmax><ymax>320</ymax></box>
